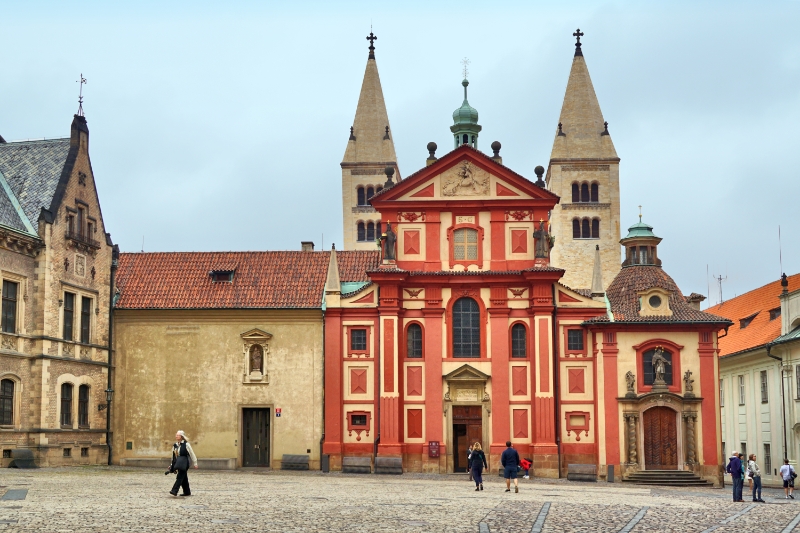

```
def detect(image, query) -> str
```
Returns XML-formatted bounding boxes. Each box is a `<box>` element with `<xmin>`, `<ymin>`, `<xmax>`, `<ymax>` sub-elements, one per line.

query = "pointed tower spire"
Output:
<box><xmin>450</xmin><ymin>58</ymin><xmax>481</xmax><ymax>149</ymax></box>
<box><xmin>546</xmin><ymin>30</ymin><xmax>621</xmax><ymax>293</ymax></box>
<box><xmin>341</xmin><ymin>32</ymin><xmax>400</xmax><ymax>250</ymax></box>
<box><xmin>591</xmin><ymin>245</ymin><xmax>605</xmax><ymax>301</ymax></box>
<box><xmin>325</xmin><ymin>244</ymin><xmax>341</xmax><ymax>295</ymax></box>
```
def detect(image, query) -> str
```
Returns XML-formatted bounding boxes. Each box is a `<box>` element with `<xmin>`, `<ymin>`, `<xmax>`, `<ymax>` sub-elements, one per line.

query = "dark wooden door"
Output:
<box><xmin>453</xmin><ymin>406</ymin><xmax>483</xmax><ymax>472</ymax></box>
<box><xmin>643</xmin><ymin>407</ymin><xmax>677</xmax><ymax>470</ymax></box>
<box><xmin>242</xmin><ymin>408</ymin><xmax>270</xmax><ymax>467</ymax></box>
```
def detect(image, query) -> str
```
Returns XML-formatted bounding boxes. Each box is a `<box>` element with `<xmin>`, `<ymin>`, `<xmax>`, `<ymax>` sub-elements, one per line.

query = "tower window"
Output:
<box><xmin>366</xmin><ymin>187</ymin><xmax>375</xmax><ymax>201</ymax></box>
<box><xmin>357</xmin><ymin>187</ymin><xmax>365</xmax><ymax>206</ymax></box>
<box><xmin>453</xmin><ymin>228</ymin><xmax>478</xmax><ymax>260</ymax></box>
<box><xmin>366</xmin><ymin>222</ymin><xmax>375</xmax><ymax>242</ymax></box>
<box><xmin>1</xmin><ymin>280</ymin><xmax>18</xmax><ymax>334</ymax></box>
<box><xmin>580</xmin><ymin>183</ymin><xmax>590</xmax><ymax>202</ymax></box>
<box><xmin>590</xmin><ymin>183</ymin><xmax>599</xmax><ymax>202</ymax></box>
<box><xmin>80</xmin><ymin>296</ymin><xmax>92</xmax><ymax>344</ymax></box>
<box><xmin>572</xmin><ymin>219</ymin><xmax>580</xmax><ymax>239</ymax></box>
<box><xmin>591</xmin><ymin>219</ymin><xmax>600</xmax><ymax>239</ymax></box>
<box><xmin>63</xmin><ymin>292</ymin><xmax>75</xmax><ymax>341</ymax></box>
<box><xmin>357</xmin><ymin>222</ymin><xmax>366</xmax><ymax>242</ymax></box>
<box><xmin>581</xmin><ymin>219</ymin><xmax>590</xmax><ymax>239</ymax></box>
<box><xmin>572</xmin><ymin>183</ymin><xmax>580</xmax><ymax>202</ymax></box>
<box><xmin>462</xmin><ymin>134</ymin><xmax>468</xmax><ymax>145</ymax></box>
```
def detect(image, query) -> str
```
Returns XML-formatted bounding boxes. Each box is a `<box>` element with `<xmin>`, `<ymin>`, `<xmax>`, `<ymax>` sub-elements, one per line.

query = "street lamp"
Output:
<box><xmin>98</xmin><ymin>388</ymin><xmax>114</xmax><ymax>411</ymax></box>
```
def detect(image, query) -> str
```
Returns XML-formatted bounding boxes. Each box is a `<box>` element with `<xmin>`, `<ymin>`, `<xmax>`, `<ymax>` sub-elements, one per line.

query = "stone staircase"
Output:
<box><xmin>622</xmin><ymin>469</ymin><xmax>713</xmax><ymax>487</ymax></box>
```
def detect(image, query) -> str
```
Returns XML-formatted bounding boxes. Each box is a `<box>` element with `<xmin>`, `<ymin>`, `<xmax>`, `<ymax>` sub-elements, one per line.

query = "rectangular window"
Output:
<box><xmin>350</xmin><ymin>329</ymin><xmax>367</xmax><ymax>352</ymax></box>
<box><xmin>2</xmin><ymin>450</ymin><xmax>10</xmax><ymax>459</ymax></box>
<box><xmin>721</xmin><ymin>441</ymin><xmax>726</xmax><ymax>460</ymax></box>
<box><xmin>77</xmin><ymin>208</ymin><xmax>84</xmax><ymax>237</ymax></box>
<box><xmin>720</xmin><ymin>378</ymin><xmax>724</xmax><ymax>407</ymax></box>
<box><xmin>351</xmin><ymin>414</ymin><xmax>367</xmax><ymax>426</ymax></box>
<box><xmin>738</xmin><ymin>375</ymin><xmax>745</xmax><ymax>405</ymax></box>
<box><xmin>63</xmin><ymin>292</ymin><xmax>75</xmax><ymax>341</ymax></box>
<box><xmin>60</xmin><ymin>383</ymin><xmax>72</xmax><ymax>427</ymax></box>
<box><xmin>760</xmin><ymin>370</ymin><xmax>768</xmax><ymax>403</ymax></box>
<box><xmin>740</xmin><ymin>443</ymin><xmax>747</xmax><ymax>458</ymax></box>
<box><xmin>78</xmin><ymin>385</ymin><xmax>89</xmax><ymax>428</ymax></box>
<box><xmin>80</xmin><ymin>296</ymin><xmax>91</xmax><ymax>344</ymax></box>
<box><xmin>1</xmin><ymin>281</ymin><xmax>18</xmax><ymax>334</ymax></box>
<box><xmin>764</xmin><ymin>443</ymin><xmax>772</xmax><ymax>473</ymax></box>
<box><xmin>453</xmin><ymin>228</ymin><xmax>478</xmax><ymax>261</ymax></box>
<box><xmin>0</xmin><ymin>379</ymin><xmax>14</xmax><ymax>426</ymax></box>
<box><xmin>63</xmin><ymin>448</ymin><xmax>71</xmax><ymax>458</ymax></box>
<box><xmin>567</xmin><ymin>330</ymin><xmax>584</xmax><ymax>351</ymax></box>
<box><xmin>81</xmin><ymin>447</ymin><xmax>89</xmax><ymax>458</ymax></box>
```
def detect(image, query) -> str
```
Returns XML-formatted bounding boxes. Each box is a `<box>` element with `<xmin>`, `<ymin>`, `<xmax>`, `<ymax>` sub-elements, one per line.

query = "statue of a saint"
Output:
<box><xmin>625</xmin><ymin>371</ymin><xmax>635</xmax><ymax>393</ymax></box>
<box><xmin>249</xmin><ymin>344</ymin><xmax>263</xmax><ymax>374</ymax></box>
<box><xmin>384</xmin><ymin>222</ymin><xmax>397</xmax><ymax>261</ymax></box>
<box><xmin>533</xmin><ymin>220</ymin><xmax>551</xmax><ymax>258</ymax></box>
<box><xmin>651</xmin><ymin>347</ymin><xmax>671</xmax><ymax>383</ymax></box>
<box><xmin>683</xmin><ymin>370</ymin><xmax>695</xmax><ymax>396</ymax></box>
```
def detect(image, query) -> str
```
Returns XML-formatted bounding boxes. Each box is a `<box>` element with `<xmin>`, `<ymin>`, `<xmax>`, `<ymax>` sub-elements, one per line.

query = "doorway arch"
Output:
<box><xmin>643</xmin><ymin>406</ymin><xmax>678</xmax><ymax>470</ymax></box>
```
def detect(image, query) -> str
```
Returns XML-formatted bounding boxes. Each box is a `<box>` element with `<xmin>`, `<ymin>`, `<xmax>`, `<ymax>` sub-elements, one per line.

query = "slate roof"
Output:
<box><xmin>0</xmin><ymin>186</ymin><xmax>27</xmax><ymax>231</ymax></box>
<box><xmin>115</xmin><ymin>250</ymin><xmax>379</xmax><ymax>310</ymax></box>
<box><xmin>585</xmin><ymin>265</ymin><xmax>731</xmax><ymax>325</ymax></box>
<box><xmin>0</xmin><ymin>138</ymin><xmax>71</xmax><ymax>227</ymax></box>
<box><xmin>706</xmin><ymin>273</ymin><xmax>800</xmax><ymax>357</ymax></box>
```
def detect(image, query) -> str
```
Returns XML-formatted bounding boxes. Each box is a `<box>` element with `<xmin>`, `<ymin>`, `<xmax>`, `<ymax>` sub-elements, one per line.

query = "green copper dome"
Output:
<box><xmin>452</xmin><ymin>79</ymin><xmax>479</xmax><ymax>125</ymax></box>
<box><xmin>624</xmin><ymin>221</ymin><xmax>659</xmax><ymax>239</ymax></box>
<box><xmin>451</xmin><ymin>79</ymin><xmax>482</xmax><ymax>149</ymax></box>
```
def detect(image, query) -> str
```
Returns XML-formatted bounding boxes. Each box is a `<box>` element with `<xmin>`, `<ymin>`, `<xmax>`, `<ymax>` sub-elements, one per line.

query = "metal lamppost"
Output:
<box><xmin>98</xmin><ymin>388</ymin><xmax>114</xmax><ymax>465</ymax></box>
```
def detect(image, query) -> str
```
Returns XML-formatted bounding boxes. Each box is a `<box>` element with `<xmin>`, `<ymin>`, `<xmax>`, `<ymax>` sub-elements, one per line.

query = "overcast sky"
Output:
<box><xmin>2</xmin><ymin>1</ymin><xmax>798</xmax><ymax>307</ymax></box>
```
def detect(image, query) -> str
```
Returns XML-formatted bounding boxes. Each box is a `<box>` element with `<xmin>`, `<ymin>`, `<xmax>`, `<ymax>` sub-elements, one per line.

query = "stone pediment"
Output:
<box><xmin>444</xmin><ymin>364</ymin><xmax>489</xmax><ymax>382</ymax></box>
<box><xmin>240</xmin><ymin>328</ymin><xmax>273</xmax><ymax>342</ymax></box>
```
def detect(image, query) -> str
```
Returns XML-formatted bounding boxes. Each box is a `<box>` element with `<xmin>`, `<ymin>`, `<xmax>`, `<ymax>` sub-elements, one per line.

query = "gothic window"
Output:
<box><xmin>572</xmin><ymin>183</ymin><xmax>580</xmax><ymax>203</ymax></box>
<box><xmin>366</xmin><ymin>222</ymin><xmax>375</xmax><ymax>242</ymax></box>
<box><xmin>406</xmin><ymin>324</ymin><xmax>422</xmax><ymax>358</ymax></box>
<box><xmin>590</xmin><ymin>183</ymin><xmax>599</xmax><ymax>202</ymax></box>
<box><xmin>591</xmin><ymin>218</ymin><xmax>600</xmax><ymax>239</ymax></box>
<box><xmin>453</xmin><ymin>228</ymin><xmax>478</xmax><ymax>261</ymax></box>
<box><xmin>63</xmin><ymin>292</ymin><xmax>75</xmax><ymax>341</ymax></box>
<box><xmin>572</xmin><ymin>218</ymin><xmax>580</xmax><ymax>239</ymax></box>
<box><xmin>357</xmin><ymin>222</ymin><xmax>366</xmax><ymax>242</ymax></box>
<box><xmin>452</xmin><ymin>297</ymin><xmax>480</xmax><ymax>358</ymax></box>
<box><xmin>643</xmin><ymin>348</ymin><xmax>673</xmax><ymax>386</ymax></box>
<box><xmin>581</xmin><ymin>219</ymin><xmax>590</xmax><ymax>239</ymax></box>
<box><xmin>80</xmin><ymin>296</ymin><xmax>92</xmax><ymax>344</ymax></box>
<box><xmin>580</xmin><ymin>183</ymin><xmax>590</xmax><ymax>202</ymax></box>
<box><xmin>0</xmin><ymin>379</ymin><xmax>13</xmax><ymax>425</ymax></box>
<box><xmin>78</xmin><ymin>385</ymin><xmax>89</xmax><ymax>428</ymax></box>
<box><xmin>357</xmin><ymin>187</ymin><xmax>365</xmax><ymax>206</ymax></box>
<box><xmin>366</xmin><ymin>187</ymin><xmax>375</xmax><ymax>201</ymax></box>
<box><xmin>1</xmin><ymin>280</ymin><xmax>18</xmax><ymax>334</ymax></box>
<box><xmin>60</xmin><ymin>383</ymin><xmax>73</xmax><ymax>427</ymax></box>
<box><xmin>511</xmin><ymin>323</ymin><xmax>527</xmax><ymax>358</ymax></box>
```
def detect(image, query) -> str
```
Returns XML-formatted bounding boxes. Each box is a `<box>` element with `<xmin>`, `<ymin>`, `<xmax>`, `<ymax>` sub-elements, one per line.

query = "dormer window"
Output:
<box><xmin>210</xmin><ymin>270</ymin><xmax>234</xmax><ymax>283</ymax></box>
<box><xmin>739</xmin><ymin>312</ymin><xmax>758</xmax><ymax>329</ymax></box>
<box><xmin>769</xmin><ymin>307</ymin><xmax>781</xmax><ymax>321</ymax></box>
<box><xmin>639</xmin><ymin>288</ymin><xmax>672</xmax><ymax>317</ymax></box>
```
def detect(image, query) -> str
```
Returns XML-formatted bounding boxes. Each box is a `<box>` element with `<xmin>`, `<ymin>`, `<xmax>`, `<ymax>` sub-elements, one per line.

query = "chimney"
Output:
<box><xmin>301</xmin><ymin>241</ymin><xmax>315</xmax><ymax>252</ymax></box>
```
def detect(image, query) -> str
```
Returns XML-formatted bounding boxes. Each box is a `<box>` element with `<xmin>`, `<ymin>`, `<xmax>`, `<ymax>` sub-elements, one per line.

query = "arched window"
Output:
<box><xmin>357</xmin><ymin>187</ymin><xmax>365</xmax><ymax>206</ymax></box>
<box><xmin>580</xmin><ymin>183</ymin><xmax>590</xmax><ymax>202</ymax></box>
<box><xmin>366</xmin><ymin>187</ymin><xmax>375</xmax><ymax>201</ymax></box>
<box><xmin>581</xmin><ymin>219</ymin><xmax>590</xmax><ymax>239</ymax></box>
<box><xmin>407</xmin><ymin>324</ymin><xmax>423</xmax><ymax>358</ymax></box>
<box><xmin>643</xmin><ymin>348</ymin><xmax>673</xmax><ymax>386</ymax></box>
<box><xmin>0</xmin><ymin>379</ymin><xmax>14</xmax><ymax>425</ymax></box>
<box><xmin>452</xmin><ymin>297</ymin><xmax>480</xmax><ymax>358</ymax></box>
<box><xmin>572</xmin><ymin>218</ymin><xmax>581</xmax><ymax>238</ymax></box>
<box><xmin>591</xmin><ymin>218</ymin><xmax>600</xmax><ymax>239</ymax></box>
<box><xmin>511</xmin><ymin>323</ymin><xmax>527</xmax><ymax>358</ymax></box>
<box><xmin>376</xmin><ymin>185</ymin><xmax>383</xmax><ymax>194</ymax></box>
<box><xmin>453</xmin><ymin>228</ymin><xmax>478</xmax><ymax>261</ymax></box>
<box><xmin>366</xmin><ymin>222</ymin><xmax>375</xmax><ymax>242</ymax></box>
<box><xmin>590</xmin><ymin>183</ymin><xmax>599</xmax><ymax>202</ymax></box>
<box><xmin>60</xmin><ymin>383</ymin><xmax>73</xmax><ymax>427</ymax></box>
<box><xmin>462</xmin><ymin>134</ymin><xmax>469</xmax><ymax>145</ymax></box>
<box><xmin>357</xmin><ymin>222</ymin><xmax>366</xmax><ymax>242</ymax></box>
<box><xmin>572</xmin><ymin>183</ymin><xmax>580</xmax><ymax>203</ymax></box>
<box><xmin>78</xmin><ymin>384</ymin><xmax>89</xmax><ymax>428</ymax></box>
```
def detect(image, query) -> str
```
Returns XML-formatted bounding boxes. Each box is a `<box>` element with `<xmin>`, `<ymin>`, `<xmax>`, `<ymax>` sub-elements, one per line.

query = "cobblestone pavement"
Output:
<box><xmin>0</xmin><ymin>467</ymin><xmax>799</xmax><ymax>532</ymax></box>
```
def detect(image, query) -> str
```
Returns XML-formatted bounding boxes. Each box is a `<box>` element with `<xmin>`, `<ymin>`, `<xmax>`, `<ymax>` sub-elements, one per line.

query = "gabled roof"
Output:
<box><xmin>585</xmin><ymin>265</ymin><xmax>731</xmax><ymax>325</ymax></box>
<box><xmin>370</xmin><ymin>144</ymin><xmax>560</xmax><ymax>204</ymax></box>
<box><xmin>115</xmin><ymin>250</ymin><xmax>379</xmax><ymax>310</ymax></box>
<box><xmin>706</xmin><ymin>273</ymin><xmax>800</xmax><ymax>356</ymax></box>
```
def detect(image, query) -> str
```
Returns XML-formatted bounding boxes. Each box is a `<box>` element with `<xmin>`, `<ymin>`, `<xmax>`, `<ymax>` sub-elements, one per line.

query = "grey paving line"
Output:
<box><xmin>530</xmin><ymin>502</ymin><xmax>551</xmax><ymax>533</ymax></box>
<box><xmin>617</xmin><ymin>506</ymin><xmax>649</xmax><ymax>533</ymax></box>
<box><xmin>699</xmin><ymin>503</ymin><xmax>757</xmax><ymax>533</ymax></box>
<box><xmin>782</xmin><ymin>510</ymin><xmax>800</xmax><ymax>533</ymax></box>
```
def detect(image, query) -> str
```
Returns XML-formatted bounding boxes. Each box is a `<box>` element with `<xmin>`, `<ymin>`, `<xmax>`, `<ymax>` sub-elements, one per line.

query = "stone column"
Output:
<box><xmin>623</xmin><ymin>413</ymin><xmax>639</xmax><ymax>465</ymax></box>
<box><xmin>683</xmin><ymin>412</ymin><xmax>697</xmax><ymax>465</ymax></box>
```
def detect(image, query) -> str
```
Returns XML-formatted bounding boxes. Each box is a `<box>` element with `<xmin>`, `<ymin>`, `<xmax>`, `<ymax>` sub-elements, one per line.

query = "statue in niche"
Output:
<box><xmin>249</xmin><ymin>344</ymin><xmax>263</xmax><ymax>374</ymax></box>
<box><xmin>651</xmin><ymin>346</ymin><xmax>671</xmax><ymax>384</ymax></box>
<box><xmin>683</xmin><ymin>370</ymin><xmax>695</xmax><ymax>397</ymax></box>
<box><xmin>533</xmin><ymin>220</ymin><xmax>552</xmax><ymax>258</ymax></box>
<box><xmin>625</xmin><ymin>371</ymin><xmax>636</xmax><ymax>397</ymax></box>
<box><xmin>383</xmin><ymin>222</ymin><xmax>397</xmax><ymax>261</ymax></box>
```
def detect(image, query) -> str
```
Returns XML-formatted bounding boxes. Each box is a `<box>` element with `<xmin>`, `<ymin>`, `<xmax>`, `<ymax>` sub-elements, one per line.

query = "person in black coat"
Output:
<box><xmin>167</xmin><ymin>430</ymin><xmax>198</xmax><ymax>497</ymax></box>
<box><xmin>467</xmin><ymin>444</ymin><xmax>474</xmax><ymax>481</ymax></box>
<box><xmin>470</xmin><ymin>442</ymin><xmax>487</xmax><ymax>491</ymax></box>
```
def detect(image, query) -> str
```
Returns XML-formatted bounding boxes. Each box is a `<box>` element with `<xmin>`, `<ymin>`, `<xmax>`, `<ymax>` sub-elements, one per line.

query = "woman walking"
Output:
<box><xmin>169</xmin><ymin>430</ymin><xmax>198</xmax><ymax>497</ymax></box>
<box><xmin>470</xmin><ymin>442</ymin><xmax>487</xmax><ymax>491</ymax></box>
<box><xmin>748</xmin><ymin>454</ymin><xmax>765</xmax><ymax>502</ymax></box>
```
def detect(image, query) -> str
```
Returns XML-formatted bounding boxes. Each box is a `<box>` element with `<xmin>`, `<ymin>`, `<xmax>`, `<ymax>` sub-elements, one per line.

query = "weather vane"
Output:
<box><xmin>76</xmin><ymin>73</ymin><xmax>87</xmax><ymax>117</ymax></box>
<box><xmin>461</xmin><ymin>57</ymin><xmax>471</xmax><ymax>79</ymax></box>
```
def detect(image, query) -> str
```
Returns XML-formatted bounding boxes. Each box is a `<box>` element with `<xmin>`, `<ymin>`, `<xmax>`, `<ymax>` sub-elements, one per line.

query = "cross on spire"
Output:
<box><xmin>573</xmin><ymin>28</ymin><xmax>584</xmax><ymax>56</ymax></box>
<box><xmin>366</xmin><ymin>32</ymin><xmax>377</xmax><ymax>59</ymax></box>
<box><xmin>461</xmin><ymin>57</ymin><xmax>471</xmax><ymax>79</ymax></box>
<box><xmin>76</xmin><ymin>73</ymin><xmax>87</xmax><ymax>117</ymax></box>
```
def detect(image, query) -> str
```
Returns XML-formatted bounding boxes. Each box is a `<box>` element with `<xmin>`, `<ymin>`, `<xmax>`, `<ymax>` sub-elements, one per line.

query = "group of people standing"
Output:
<box><xmin>466</xmin><ymin>441</ymin><xmax>531</xmax><ymax>493</ymax></box>
<box><xmin>726</xmin><ymin>451</ymin><xmax>797</xmax><ymax>502</ymax></box>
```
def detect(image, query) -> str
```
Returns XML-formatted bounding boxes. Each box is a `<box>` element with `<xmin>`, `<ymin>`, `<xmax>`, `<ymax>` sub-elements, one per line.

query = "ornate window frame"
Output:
<box><xmin>634</xmin><ymin>338</ymin><xmax>683</xmax><ymax>394</ymax></box>
<box><xmin>346</xmin><ymin>326</ymin><xmax>371</xmax><ymax>357</ymax></box>
<box><xmin>509</xmin><ymin>321</ymin><xmax>529</xmax><ymax>359</ymax></box>
<box><xmin>446</xmin><ymin>214</ymin><xmax>484</xmax><ymax>269</ymax></box>
<box><xmin>346</xmin><ymin>410</ymin><xmax>372</xmax><ymax>441</ymax></box>
<box><xmin>241</xmin><ymin>329</ymin><xmax>272</xmax><ymax>384</ymax></box>
<box><xmin>404</xmin><ymin>321</ymin><xmax>425</xmax><ymax>359</ymax></box>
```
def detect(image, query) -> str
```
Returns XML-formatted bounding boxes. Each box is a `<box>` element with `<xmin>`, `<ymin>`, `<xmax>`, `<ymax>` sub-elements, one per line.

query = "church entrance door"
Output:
<box><xmin>242</xmin><ymin>408</ymin><xmax>270</xmax><ymax>467</ymax></box>
<box><xmin>643</xmin><ymin>407</ymin><xmax>677</xmax><ymax>470</ymax></box>
<box><xmin>452</xmin><ymin>406</ymin><xmax>482</xmax><ymax>472</ymax></box>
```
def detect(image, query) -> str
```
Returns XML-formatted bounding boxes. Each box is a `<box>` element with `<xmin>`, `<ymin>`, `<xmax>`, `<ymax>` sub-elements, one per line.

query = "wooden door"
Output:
<box><xmin>453</xmin><ymin>424</ymin><xmax>468</xmax><ymax>471</ymax></box>
<box><xmin>643</xmin><ymin>407</ymin><xmax>677</xmax><ymax>470</ymax></box>
<box><xmin>242</xmin><ymin>408</ymin><xmax>270</xmax><ymax>467</ymax></box>
<box><xmin>453</xmin><ymin>406</ymin><xmax>483</xmax><ymax>472</ymax></box>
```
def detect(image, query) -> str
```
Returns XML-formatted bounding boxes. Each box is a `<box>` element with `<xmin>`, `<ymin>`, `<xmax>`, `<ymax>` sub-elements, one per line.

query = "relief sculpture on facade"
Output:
<box><xmin>441</xmin><ymin>161</ymin><xmax>489</xmax><ymax>196</ymax></box>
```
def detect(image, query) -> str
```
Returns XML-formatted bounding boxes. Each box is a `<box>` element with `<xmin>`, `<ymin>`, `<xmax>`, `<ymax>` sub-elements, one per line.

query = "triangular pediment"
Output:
<box><xmin>444</xmin><ymin>364</ymin><xmax>490</xmax><ymax>382</ymax></box>
<box><xmin>240</xmin><ymin>328</ymin><xmax>273</xmax><ymax>341</ymax></box>
<box><xmin>556</xmin><ymin>285</ymin><xmax>607</xmax><ymax>309</ymax></box>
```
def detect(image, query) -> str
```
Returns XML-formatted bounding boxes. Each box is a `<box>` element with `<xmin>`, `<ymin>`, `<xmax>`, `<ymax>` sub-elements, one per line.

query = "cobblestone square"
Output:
<box><xmin>1</xmin><ymin>467</ymin><xmax>799</xmax><ymax>532</ymax></box>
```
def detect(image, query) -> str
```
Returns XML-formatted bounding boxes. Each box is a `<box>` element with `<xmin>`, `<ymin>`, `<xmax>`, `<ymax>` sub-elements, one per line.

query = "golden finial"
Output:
<box><xmin>638</xmin><ymin>205</ymin><xmax>642</xmax><ymax>222</ymax></box>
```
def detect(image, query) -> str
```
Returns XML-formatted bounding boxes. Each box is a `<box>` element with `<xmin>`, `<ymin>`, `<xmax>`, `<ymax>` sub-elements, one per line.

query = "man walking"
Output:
<box><xmin>500</xmin><ymin>441</ymin><xmax>520</xmax><ymax>493</ymax></box>
<box><xmin>726</xmin><ymin>451</ymin><xmax>743</xmax><ymax>502</ymax></box>
<box><xmin>780</xmin><ymin>459</ymin><xmax>796</xmax><ymax>499</ymax></box>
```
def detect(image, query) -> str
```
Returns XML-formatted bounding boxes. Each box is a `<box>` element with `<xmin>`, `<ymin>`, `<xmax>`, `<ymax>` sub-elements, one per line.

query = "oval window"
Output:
<box><xmin>649</xmin><ymin>295</ymin><xmax>662</xmax><ymax>308</ymax></box>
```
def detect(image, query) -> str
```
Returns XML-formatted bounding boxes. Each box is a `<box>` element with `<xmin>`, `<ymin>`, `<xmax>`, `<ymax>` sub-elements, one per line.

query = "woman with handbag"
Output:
<box><xmin>470</xmin><ymin>442</ymin><xmax>487</xmax><ymax>492</ymax></box>
<box><xmin>169</xmin><ymin>430</ymin><xmax>198</xmax><ymax>497</ymax></box>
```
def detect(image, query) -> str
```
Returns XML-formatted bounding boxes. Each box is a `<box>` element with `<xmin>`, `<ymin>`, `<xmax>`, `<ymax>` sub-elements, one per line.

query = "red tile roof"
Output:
<box><xmin>115</xmin><ymin>250</ymin><xmax>379</xmax><ymax>310</ymax></box>
<box><xmin>705</xmin><ymin>273</ymin><xmax>800</xmax><ymax>356</ymax></box>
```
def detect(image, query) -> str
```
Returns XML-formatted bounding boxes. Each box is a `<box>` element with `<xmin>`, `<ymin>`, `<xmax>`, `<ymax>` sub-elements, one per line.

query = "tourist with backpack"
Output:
<box><xmin>780</xmin><ymin>459</ymin><xmax>796</xmax><ymax>499</ymax></box>
<box><xmin>725</xmin><ymin>451</ymin><xmax>743</xmax><ymax>502</ymax></box>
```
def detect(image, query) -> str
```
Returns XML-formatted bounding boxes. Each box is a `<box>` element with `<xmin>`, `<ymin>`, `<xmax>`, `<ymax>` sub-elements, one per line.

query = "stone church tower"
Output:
<box><xmin>341</xmin><ymin>33</ymin><xmax>400</xmax><ymax>250</ymax></box>
<box><xmin>546</xmin><ymin>31</ymin><xmax>621</xmax><ymax>291</ymax></box>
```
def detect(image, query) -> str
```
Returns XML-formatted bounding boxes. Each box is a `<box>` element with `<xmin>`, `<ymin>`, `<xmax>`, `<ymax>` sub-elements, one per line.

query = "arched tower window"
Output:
<box><xmin>581</xmin><ymin>219</ymin><xmax>590</xmax><ymax>239</ymax></box>
<box><xmin>0</xmin><ymin>379</ymin><xmax>14</xmax><ymax>425</ymax></box>
<box><xmin>462</xmin><ymin>134</ymin><xmax>469</xmax><ymax>145</ymax></box>
<box><xmin>366</xmin><ymin>187</ymin><xmax>375</xmax><ymax>201</ymax></box>
<box><xmin>572</xmin><ymin>218</ymin><xmax>581</xmax><ymax>239</ymax></box>
<box><xmin>60</xmin><ymin>383</ymin><xmax>73</xmax><ymax>427</ymax></box>
<box><xmin>357</xmin><ymin>187</ymin><xmax>365</xmax><ymax>206</ymax></box>
<box><xmin>453</xmin><ymin>228</ymin><xmax>479</xmax><ymax>260</ymax></box>
<box><xmin>590</xmin><ymin>183</ymin><xmax>599</xmax><ymax>202</ymax></box>
<box><xmin>366</xmin><ymin>222</ymin><xmax>375</xmax><ymax>242</ymax></box>
<box><xmin>357</xmin><ymin>222</ymin><xmax>366</xmax><ymax>242</ymax></box>
<box><xmin>376</xmin><ymin>185</ymin><xmax>383</xmax><ymax>194</ymax></box>
<box><xmin>407</xmin><ymin>324</ymin><xmax>423</xmax><ymax>358</ymax></box>
<box><xmin>572</xmin><ymin>183</ymin><xmax>580</xmax><ymax>203</ymax></box>
<box><xmin>580</xmin><ymin>183</ymin><xmax>590</xmax><ymax>202</ymax></box>
<box><xmin>591</xmin><ymin>218</ymin><xmax>600</xmax><ymax>239</ymax></box>
<box><xmin>452</xmin><ymin>297</ymin><xmax>480</xmax><ymax>358</ymax></box>
<box><xmin>78</xmin><ymin>384</ymin><xmax>90</xmax><ymax>428</ymax></box>
<box><xmin>511</xmin><ymin>323</ymin><xmax>527</xmax><ymax>358</ymax></box>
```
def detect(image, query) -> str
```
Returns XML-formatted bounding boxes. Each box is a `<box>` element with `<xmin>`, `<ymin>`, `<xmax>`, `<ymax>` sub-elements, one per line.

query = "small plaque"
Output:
<box><xmin>456</xmin><ymin>389</ymin><xmax>478</xmax><ymax>402</ymax></box>
<box><xmin>428</xmin><ymin>441</ymin><xmax>440</xmax><ymax>458</ymax></box>
<box><xmin>455</xmin><ymin>216</ymin><xmax>475</xmax><ymax>224</ymax></box>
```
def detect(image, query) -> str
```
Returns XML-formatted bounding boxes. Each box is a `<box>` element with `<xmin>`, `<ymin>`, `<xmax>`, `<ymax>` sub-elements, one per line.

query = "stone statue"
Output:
<box><xmin>533</xmin><ymin>220</ymin><xmax>551</xmax><ymax>258</ymax></box>
<box><xmin>683</xmin><ymin>370</ymin><xmax>694</xmax><ymax>392</ymax></box>
<box><xmin>651</xmin><ymin>347</ymin><xmax>671</xmax><ymax>384</ymax></box>
<box><xmin>249</xmin><ymin>344</ymin><xmax>263</xmax><ymax>374</ymax></box>
<box><xmin>625</xmin><ymin>371</ymin><xmax>636</xmax><ymax>395</ymax></box>
<box><xmin>384</xmin><ymin>222</ymin><xmax>397</xmax><ymax>261</ymax></box>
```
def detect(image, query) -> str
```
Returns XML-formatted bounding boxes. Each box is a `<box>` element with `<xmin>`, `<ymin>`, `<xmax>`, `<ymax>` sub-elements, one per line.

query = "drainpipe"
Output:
<box><xmin>373</xmin><ymin>308</ymin><xmax>381</xmax><ymax>473</ymax></box>
<box><xmin>106</xmin><ymin>244</ymin><xmax>118</xmax><ymax>466</ymax></box>
<box><xmin>766</xmin><ymin>344</ymin><xmax>788</xmax><ymax>462</ymax></box>
<box><xmin>551</xmin><ymin>284</ymin><xmax>561</xmax><ymax>477</ymax></box>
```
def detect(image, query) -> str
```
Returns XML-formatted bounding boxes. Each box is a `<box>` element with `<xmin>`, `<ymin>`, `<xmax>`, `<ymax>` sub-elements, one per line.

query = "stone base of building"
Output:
<box><xmin>0</xmin><ymin>443</ymin><xmax>108</xmax><ymax>468</ymax></box>
<box><xmin>119</xmin><ymin>457</ymin><xmax>238</xmax><ymax>470</ymax></box>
